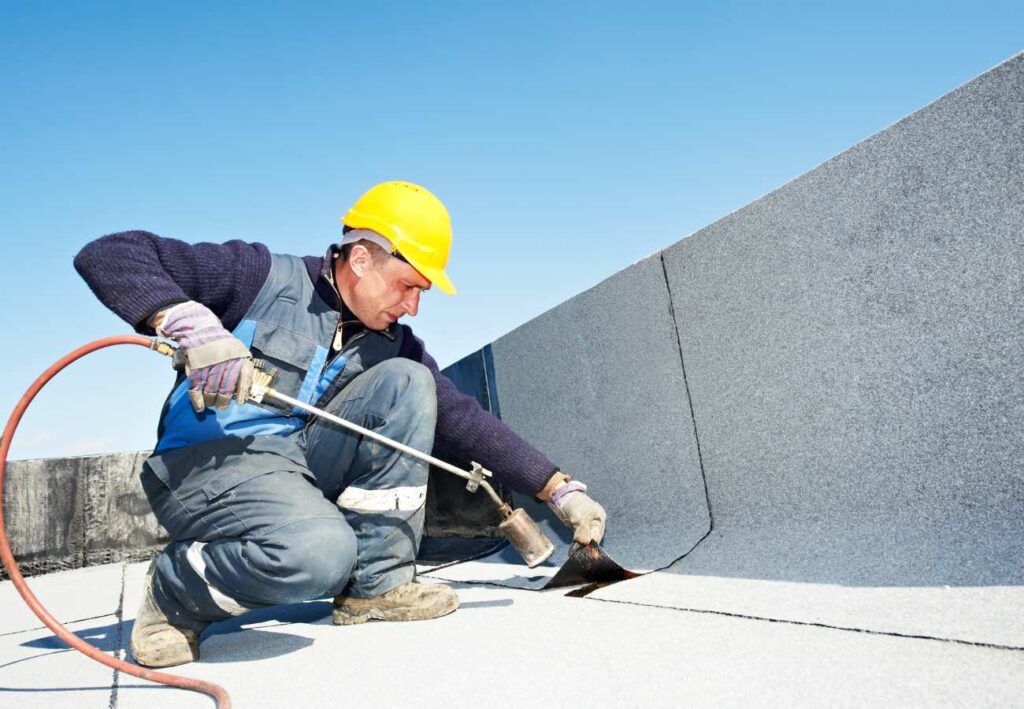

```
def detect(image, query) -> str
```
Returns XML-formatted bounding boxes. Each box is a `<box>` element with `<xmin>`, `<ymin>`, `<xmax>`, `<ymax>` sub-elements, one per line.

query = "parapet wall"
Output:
<box><xmin>2</xmin><ymin>452</ymin><xmax>166</xmax><ymax>579</ymax></box>
<box><xmin>1</xmin><ymin>447</ymin><xmax>496</xmax><ymax>580</ymax></box>
<box><xmin>657</xmin><ymin>52</ymin><xmax>1024</xmax><ymax>587</ymax></box>
<box><xmin>448</xmin><ymin>52</ymin><xmax>1024</xmax><ymax>582</ymax></box>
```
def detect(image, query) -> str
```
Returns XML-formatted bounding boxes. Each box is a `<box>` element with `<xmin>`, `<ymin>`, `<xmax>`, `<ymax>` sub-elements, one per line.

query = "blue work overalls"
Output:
<box><xmin>140</xmin><ymin>253</ymin><xmax>437</xmax><ymax>630</ymax></box>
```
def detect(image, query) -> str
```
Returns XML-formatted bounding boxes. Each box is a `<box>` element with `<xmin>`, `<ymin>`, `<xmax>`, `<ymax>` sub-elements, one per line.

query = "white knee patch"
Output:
<box><xmin>185</xmin><ymin>541</ymin><xmax>252</xmax><ymax>616</ymax></box>
<box><xmin>336</xmin><ymin>485</ymin><xmax>427</xmax><ymax>512</ymax></box>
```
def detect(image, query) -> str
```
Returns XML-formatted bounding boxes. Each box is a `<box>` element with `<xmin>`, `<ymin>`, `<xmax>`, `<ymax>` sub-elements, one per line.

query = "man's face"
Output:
<box><xmin>340</xmin><ymin>250</ymin><xmax>431</xmax><ymax>330</ymax></box>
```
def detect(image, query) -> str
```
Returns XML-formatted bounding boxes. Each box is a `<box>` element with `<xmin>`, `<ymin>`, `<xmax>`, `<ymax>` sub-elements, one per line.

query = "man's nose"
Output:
<box><xmin>403</xmin><ymin>289</ymin><xmax>421</xmax><ymax>317</ymax></box>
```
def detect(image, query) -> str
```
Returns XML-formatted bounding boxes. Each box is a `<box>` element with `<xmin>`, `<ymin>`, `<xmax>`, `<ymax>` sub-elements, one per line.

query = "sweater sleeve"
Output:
<box><xmin>399</xmin><ymin>330</ymin><xmax>558</xmax><ymax>496</ymax></box>
<box><xmin>74</xmin><ymin>230</ymin><xmax>272</xmax><ymax>333</ymax></box>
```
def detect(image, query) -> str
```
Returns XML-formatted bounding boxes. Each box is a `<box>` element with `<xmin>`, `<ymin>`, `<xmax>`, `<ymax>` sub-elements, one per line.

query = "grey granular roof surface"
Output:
<box><xmin>1</xmin><ymin>559</ymin><xmax>1023</xmax><ymax>708</ymax></box>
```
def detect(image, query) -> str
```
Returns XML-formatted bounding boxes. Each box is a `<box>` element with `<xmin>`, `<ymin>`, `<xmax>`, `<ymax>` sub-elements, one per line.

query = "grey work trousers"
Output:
<box><xmin>140</xmin><ymin>359</ymin><xmax>437</xmax><ymax>630</ymax></box>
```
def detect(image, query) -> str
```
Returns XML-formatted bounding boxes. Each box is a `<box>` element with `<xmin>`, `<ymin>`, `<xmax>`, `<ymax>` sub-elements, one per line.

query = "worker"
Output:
<box><xmin>74</xmin><ymin>181</ymin><xmax>607</xmax><ymax>668</ymax></box>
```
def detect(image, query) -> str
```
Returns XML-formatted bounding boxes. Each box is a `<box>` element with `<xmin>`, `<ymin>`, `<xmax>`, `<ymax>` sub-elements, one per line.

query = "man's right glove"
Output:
<box><xmin>156</xmin><ymin>301</ymin><xmax>254</xmax><ymax>413</ymax></box>
<box><xmin>547</xmin><ymin>480</ymin><xmax>607</xmax><ymax>545</ymax></box>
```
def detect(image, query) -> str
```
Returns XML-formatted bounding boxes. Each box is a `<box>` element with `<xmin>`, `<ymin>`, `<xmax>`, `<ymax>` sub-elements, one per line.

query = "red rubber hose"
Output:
<box><xmin>0</xmin><ymin>335</ymin><xmax>231</xmax><ymax>708</ymax></box>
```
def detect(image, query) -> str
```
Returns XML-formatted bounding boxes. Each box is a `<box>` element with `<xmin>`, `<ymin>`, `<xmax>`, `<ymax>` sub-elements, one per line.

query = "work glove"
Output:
<box><xmin>156</xmin><ymin>301</ymin><xmax>254</xmax><ymax>413</ymax></box>
<box><xmin>547</xmin><ymin>480</ymin><xmax>606</xmax><ymax>545</ymax></box>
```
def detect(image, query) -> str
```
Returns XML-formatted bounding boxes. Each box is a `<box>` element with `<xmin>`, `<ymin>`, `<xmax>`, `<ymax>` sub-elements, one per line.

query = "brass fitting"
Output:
<box><xmin>249</xmin><ymin>366</ymin><xmax>275</xmax><ymax>404</ymax></box>
<box><xmin>149</xmin><ymin>340</ymin><xmax>178</xmax><ymax>358</ymax></box>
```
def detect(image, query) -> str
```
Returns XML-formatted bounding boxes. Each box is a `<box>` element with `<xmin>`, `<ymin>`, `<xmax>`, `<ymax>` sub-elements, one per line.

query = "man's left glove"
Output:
<box><xmin>547</xmin><ymin>480</ymin><xmax>607</xmax><ymax>545</ymax></box>
<box><xmin>156</xmin><ymin>301</ymin><xmax>254</xmax><ymax>413</ymax></box>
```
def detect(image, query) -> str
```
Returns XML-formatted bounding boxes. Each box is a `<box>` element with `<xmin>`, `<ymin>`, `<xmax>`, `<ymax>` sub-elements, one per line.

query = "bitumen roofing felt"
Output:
<box><xmin>2</xmin><ymin>558</ymin><xmax>1023</xmax><ymax>708</ymax></box>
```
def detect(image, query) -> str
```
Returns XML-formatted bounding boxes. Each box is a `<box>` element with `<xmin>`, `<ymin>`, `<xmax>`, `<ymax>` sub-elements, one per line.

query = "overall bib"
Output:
<box><xmin>140</xmin><ymin>254</ymin><xmax>437</xmax><ymax>628</ymax></box>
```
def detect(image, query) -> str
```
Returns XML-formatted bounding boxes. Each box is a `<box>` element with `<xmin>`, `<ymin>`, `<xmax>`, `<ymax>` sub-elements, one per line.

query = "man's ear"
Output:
<box><xmin>346</xmin><ymin>244</ymin><xmax>373</xmax><ymax>278</ymax></box>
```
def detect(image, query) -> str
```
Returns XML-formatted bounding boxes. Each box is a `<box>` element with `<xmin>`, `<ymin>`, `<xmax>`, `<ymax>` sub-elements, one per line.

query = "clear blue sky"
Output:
<box><xmin>1</xmin><ymin>1</ymin><xmax>1020</xmax><ymax>459</ymax></box>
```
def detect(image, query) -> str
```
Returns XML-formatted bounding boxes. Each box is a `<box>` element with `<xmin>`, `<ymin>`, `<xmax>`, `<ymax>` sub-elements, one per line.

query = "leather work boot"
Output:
<box><xmin>332</xmin><ymin>581</ymin><xmax>459</xmax><ymax>625</ymax></box>
<box><xmin>130</xmin><ymin>564</ymin><xmax>207</xmax><ymax>668</ymax></box>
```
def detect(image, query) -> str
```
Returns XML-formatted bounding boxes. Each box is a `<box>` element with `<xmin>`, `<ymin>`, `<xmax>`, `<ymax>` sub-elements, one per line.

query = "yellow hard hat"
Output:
<box><xmin>341</xmin><ymin>181</ymin><xmax>456</xmax><ymax>295</ymax></box>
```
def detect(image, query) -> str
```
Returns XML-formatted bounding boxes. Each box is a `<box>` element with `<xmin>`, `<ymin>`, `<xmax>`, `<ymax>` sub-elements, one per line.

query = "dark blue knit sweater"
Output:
<box><xmin>73</xmin><ymin>230</ymin><xmax>557</xmax><ymax>496</ymax></box>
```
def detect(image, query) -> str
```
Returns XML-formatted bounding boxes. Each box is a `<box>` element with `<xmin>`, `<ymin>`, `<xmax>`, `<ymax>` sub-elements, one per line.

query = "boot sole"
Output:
<box><xmin>131</xmin><ymin>638</ymin><xmax>201</xmax><ymax>668</ymax></box>
<box><xmin>332</xmin><ymin>596</ymin><xmax>459</xmax><ymax>626</ymax></box>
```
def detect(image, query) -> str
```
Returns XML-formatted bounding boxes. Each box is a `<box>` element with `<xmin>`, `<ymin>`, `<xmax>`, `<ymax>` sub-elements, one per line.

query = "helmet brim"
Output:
<box><xmin>411</xmin><ymin>262</ymin><xmax>457</xmax><ymax>296</ymax></box>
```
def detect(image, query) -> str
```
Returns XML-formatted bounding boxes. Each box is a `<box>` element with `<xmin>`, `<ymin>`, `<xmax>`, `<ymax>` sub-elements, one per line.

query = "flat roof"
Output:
<box><xmin>2</xmin><ymin>557</ymin><xmax>1022</xmax><ymax>707</ymax></box>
